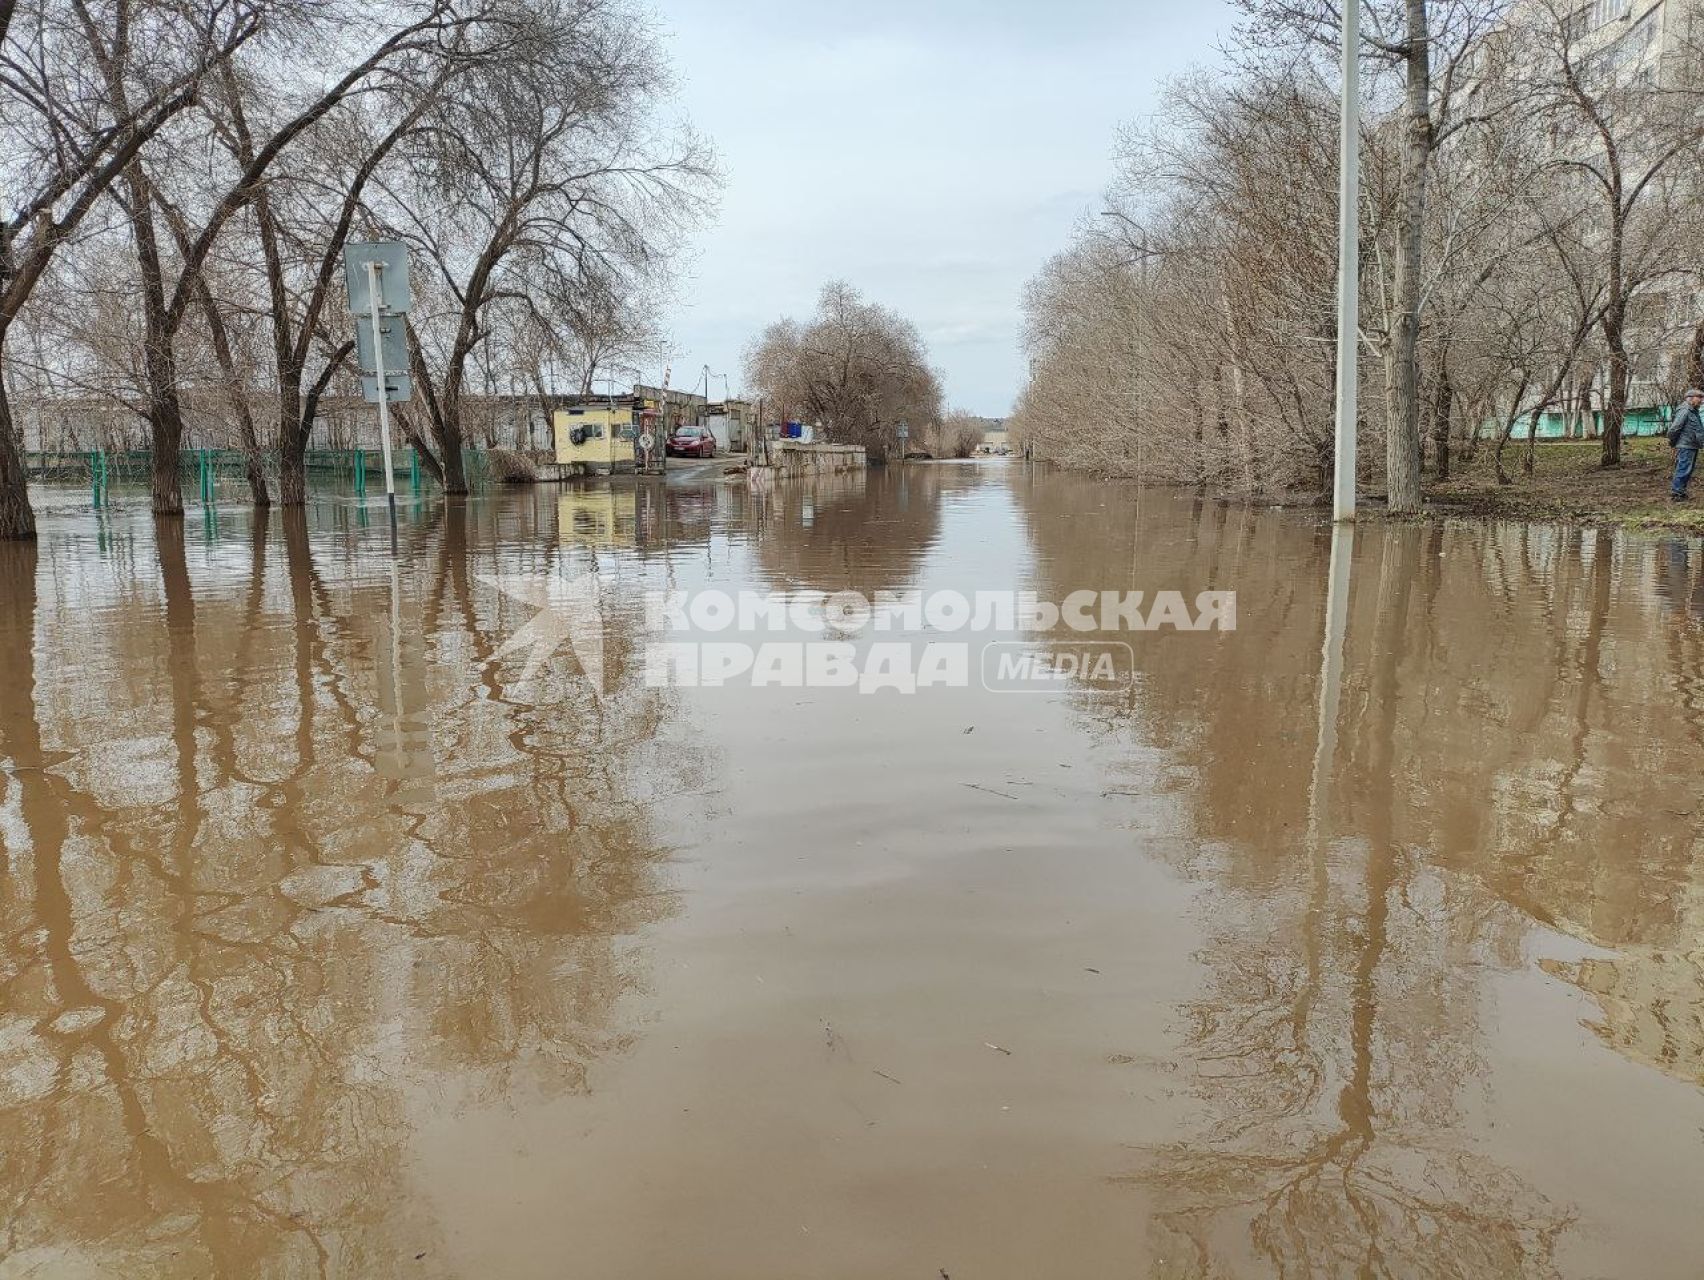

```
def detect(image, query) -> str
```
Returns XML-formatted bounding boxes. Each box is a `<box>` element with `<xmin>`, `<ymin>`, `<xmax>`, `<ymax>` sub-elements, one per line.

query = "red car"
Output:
<box><xmin>666</xmin><ymin>426</ymin><xmax>716</xmax><ymax>458</ymax></box>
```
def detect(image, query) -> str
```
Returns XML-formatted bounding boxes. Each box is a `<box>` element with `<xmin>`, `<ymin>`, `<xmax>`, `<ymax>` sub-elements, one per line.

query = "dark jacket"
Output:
<box><xmin>1670</xmin><ymin>402</ymin><xmax>1704</xmax><ymax>449</ymax></box>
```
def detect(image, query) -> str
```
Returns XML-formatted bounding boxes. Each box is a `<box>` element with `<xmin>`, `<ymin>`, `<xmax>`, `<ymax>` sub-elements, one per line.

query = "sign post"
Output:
<box><xmin>366</xmin><ymin>261</ymin><xmax>398</xmax><ymax>528</ymax></box>
<box><xmin>897</xmin><ymin>422</ymin><xmax>910</xmax><ymax>464</ymax></box>
<box><xmin>344</xmin><ymin>241</ymin><xmax>413</xmax><ymax>544</ymax></box>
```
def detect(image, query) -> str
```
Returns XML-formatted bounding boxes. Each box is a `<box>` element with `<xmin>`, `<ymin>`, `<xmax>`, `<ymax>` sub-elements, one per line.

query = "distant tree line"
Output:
<box><xmin>1013</xmin><ymin>0</ymin><xmax>1704</xmax><ymax>506</ymax></box>
<box><xmin>0</xmin><ymin>0</ymin><xmax>715</xmax><ymax>538</ymax></box>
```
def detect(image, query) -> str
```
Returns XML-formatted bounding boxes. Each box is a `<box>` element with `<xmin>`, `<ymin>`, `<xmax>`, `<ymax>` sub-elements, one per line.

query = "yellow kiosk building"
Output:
<box><xmin>553</xmin><ymin>398</ymin><xmax>643</xmax><ymax>474</ymax></box>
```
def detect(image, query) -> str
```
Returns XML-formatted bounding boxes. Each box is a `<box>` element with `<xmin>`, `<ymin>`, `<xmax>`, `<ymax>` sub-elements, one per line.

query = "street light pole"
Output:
<box><xmin>1136</xmin><ymin>226</ymin><xmax>1149</xmax><ymax>482</ymax></box>
<box><xmin>1333</xmin><ymin>0</ymin><xmax>1361</xmax><ymax>522</ymax></box>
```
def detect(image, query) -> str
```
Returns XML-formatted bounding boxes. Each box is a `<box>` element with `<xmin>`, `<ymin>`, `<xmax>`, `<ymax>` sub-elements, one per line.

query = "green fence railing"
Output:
<box><xmin>25</xmin><ymin>446</ymin><xmax>488</xmax><ymax>503</ymax></box>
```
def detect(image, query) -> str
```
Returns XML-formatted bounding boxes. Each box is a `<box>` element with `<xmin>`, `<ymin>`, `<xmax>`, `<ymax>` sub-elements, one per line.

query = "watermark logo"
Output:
<box><xmin>980</xmin><ymin>641</ymin><xmax>1135</xmax><ymax>694</ymax></box>
<box><xmin>479</xmin><ymin>583</ymin><xmax>1233</xmax><ymax>697</ymax></box>
<box><xmin>479</xmin><ymin>569</ymin><xmax>608</xmax><ymax>696</ymax></box>
<box><xmin>642</xmin><ymin>589</ymin><xmax>1232</xmax><ymax>695</ymax></box>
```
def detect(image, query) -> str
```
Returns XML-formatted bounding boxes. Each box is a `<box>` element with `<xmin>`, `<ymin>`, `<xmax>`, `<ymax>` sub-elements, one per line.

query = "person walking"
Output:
<box><xmin>1669</xmin><ymin>389</ymin><xmax>1704</xmax><ymax>502</ymax></box>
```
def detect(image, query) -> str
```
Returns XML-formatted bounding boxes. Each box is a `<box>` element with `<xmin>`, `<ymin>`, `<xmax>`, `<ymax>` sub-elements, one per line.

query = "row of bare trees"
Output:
<box><xmin>1013</xmin><ymin>0</ymin><xmax>1704</xmax><ymax>507</ymax></box>
<box><xmin>0</xmin><ymin>0</ymin><xmax>714</xmax><ymax>539</ymax></box>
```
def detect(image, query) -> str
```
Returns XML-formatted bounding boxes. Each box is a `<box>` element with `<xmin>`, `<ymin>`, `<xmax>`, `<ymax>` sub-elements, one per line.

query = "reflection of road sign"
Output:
<box><xmin>355</xmin><ymin>315</ymin><xmax>407</xmax><ymax>377</ymax></box>
<box><xmin>361</xmin><ymin>373</ymin><xmax>412</xmax><ymax>404</ymax></box>
<box><xmin>638</xmin><ymin>433</ymin><xmax>655</xmax><ymax>451</ymax></box>
<box><xmin>344</xmin><ymin>241</ymin><xmax>411</xmax><ymax>314</ymax></box>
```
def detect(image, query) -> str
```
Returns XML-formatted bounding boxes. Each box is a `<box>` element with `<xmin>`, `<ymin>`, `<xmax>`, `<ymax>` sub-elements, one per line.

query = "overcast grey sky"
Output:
<box><xmin>653</xmin><ymin>0</ymin><xmax>1235</xmax><ymax>417</ymax></box>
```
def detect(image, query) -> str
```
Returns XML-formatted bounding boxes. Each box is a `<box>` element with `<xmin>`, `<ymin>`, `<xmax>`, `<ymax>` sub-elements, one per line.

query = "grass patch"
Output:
<box><xmin>1424</xmin><ymin>435</ymin><xmax>1704</xmax><ymax>533</ymax></box>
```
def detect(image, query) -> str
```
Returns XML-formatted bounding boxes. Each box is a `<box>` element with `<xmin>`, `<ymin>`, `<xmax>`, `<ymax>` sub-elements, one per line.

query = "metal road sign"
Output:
<box><xmin>344</xmin><ymin>241</ymin><xmax>411</xmax><ymax>316</ymax></box>
<box><xmin>355</xmin><ymin>314</ymin><xmax>408</xmax><ymax>379</ymax></box>
<box><xmin>345</xmin><ymin>241</ymin><xmax>413</xmax><ymax>528</ymax></box>
<box><xmin>360</xmin><ymin>373</ymin><xmax>412</xmax><ymax>404</ymax></box>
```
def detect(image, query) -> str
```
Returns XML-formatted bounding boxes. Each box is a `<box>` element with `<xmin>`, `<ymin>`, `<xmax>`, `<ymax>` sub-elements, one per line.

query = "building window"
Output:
<box><xmin>1584</xmin><ymin>0</ymin><xmax>1633</xmax><ymax>33</ymax></box>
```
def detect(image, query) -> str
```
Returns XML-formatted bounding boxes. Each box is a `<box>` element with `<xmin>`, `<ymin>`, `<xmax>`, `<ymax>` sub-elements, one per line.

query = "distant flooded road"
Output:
<box><xmin>2</xmin><ymin>462</ymin><xmax>1702</xmax><ymax>1278</ymax></box>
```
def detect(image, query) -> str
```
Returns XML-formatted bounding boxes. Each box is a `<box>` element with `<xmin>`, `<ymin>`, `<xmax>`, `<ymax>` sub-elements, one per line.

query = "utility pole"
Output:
<box><xmin>1333</xmin><ymin>0</ymin><xmax>1361</xmax><ymax>522</ymax></box>
<box><xmin>658</xmin><ymin>364</ymin><xmax>671</xmax><ymax>476</ymax></box>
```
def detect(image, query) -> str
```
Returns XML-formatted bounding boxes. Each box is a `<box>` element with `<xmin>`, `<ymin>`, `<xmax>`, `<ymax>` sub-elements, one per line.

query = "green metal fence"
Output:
<box><xmin>1513</xmin><ymin>408</ymin><xmax>1670</xmax><ymax>440</ymax></box>
<box><xmin>25</xmin><ymin>447</ymin><xmax>490</xmax><ymax>505</ymax></box>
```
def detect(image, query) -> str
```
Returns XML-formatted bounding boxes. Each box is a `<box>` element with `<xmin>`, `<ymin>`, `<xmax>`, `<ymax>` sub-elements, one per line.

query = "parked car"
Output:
<box><xmin>667</xmin><ymin>426</ymin><xmax>716</xmax><ymax>458</ymax></box>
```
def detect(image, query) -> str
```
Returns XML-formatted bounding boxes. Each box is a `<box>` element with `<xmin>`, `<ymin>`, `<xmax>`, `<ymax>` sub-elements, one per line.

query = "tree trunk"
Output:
<box><xmin>393</xmin><ymin>407</ymin><xmax>446</xmax><ymax>487</ymax></box>
<box><xmin>284</xmin><ymin>338</ymin><xmax>357</xmax><ymax>507</ymax></box>
<box><xmin>243</xmin><ymin>454</ymin><xmax>270</xmax><ymax>507</ymax></box>
<box><xmin>119</xmin><ymin>163</ymin><xmax>187</xmax><ymax>516</ymax></box>
<box><xmin>151</xmin><ymin>402</ymin><xmax>186</xmax><ymax>516</ymax></box>
<box><xmin>1493</xmin><ymin>380</ymin><xmax>1528</xmax><ymax>485</ymax></box>
<box><xmin>1430</xmin><ymin>348</ymin><xmax>1452</xmax><ymax>482</ymax></box>
<box><xmin>1461</xmin><ymin>397</ymin><xmax>1482</xmax><ymax>462</ymax></box>
<box><xmin>1213</xmin><ymin>363</ymin><xmax>1232</xmax><ymax>490</ymax></box>
<box><xmin>1602</xmin><ymin>302</ymin><xmax>1628</xmax><ymax>468</ymax></box>
<box><xmin>1384</xmin><ymin>0</ymin><xmax>1432</xmax><ymax>515</ymax></box>
<box><xmin>279</xmin><ymin>372</ymin><xmax>310</xmax><ymax>508</ymax></box>
<box><xmin>1600</xmin><ymin>178</ymin><xmax>1628</xmax><ymax>467</ymax></box>
<box><xmin>0</xmin><ymin>371</ymin><xmax>35</xmax><ymax>540</ymax></box>
<box><xmin>167</xmin><ymin>201</ymin><xmax>270</xmax><ymax>507</ymax></box>
<box><xmin>279</xmin><ymin>444</ymin><xmax>307</xmax><ymax>507</ymax></box>
<box><xmin>404</xmin><ymin>320</ymin><xmax>462</xmax><ymax>490</ymax></box>
<box><xmin>1493</xmin><ymin>418</ymin><xmax>1517</xmax><ymax>486</ymax></box>
<box><xmin>1191</xmin><ymin>392</ymin><xmax>1208</xmax><ymax>489</ymax></box>
<box><xmin>440</xmin><ymin>407</ymin><xmax>468</xmax><ymax>495</ymax></box>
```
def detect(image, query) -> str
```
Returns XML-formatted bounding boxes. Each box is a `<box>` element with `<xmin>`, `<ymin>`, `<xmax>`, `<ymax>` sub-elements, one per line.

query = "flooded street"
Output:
<box><xmin>2</xmin><ymin>460</ymin><xmax>1703</xmax><ymax>1278</ymax></box>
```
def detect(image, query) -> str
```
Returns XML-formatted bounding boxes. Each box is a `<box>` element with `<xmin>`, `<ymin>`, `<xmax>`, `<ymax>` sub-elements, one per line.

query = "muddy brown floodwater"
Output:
<box><xmin>1</xmin><ymin>461</ymin><xmax>1703</xmax><ymax>1278</ymax></box>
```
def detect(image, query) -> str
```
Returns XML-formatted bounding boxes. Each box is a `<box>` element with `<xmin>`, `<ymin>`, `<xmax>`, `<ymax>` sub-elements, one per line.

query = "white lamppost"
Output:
<box><xmin>1333</xmin><ymin>1</ymin><xmax>1361</xmax><ymax>523</ymax></box>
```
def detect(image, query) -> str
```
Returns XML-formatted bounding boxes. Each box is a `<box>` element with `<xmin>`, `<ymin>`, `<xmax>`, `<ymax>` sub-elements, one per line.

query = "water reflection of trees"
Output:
<box><xmin>0</xmin><ymin>502</ymin><xmax>688</xmax><ymax>1275</ymax></box>
<box><xmin>755</xmin><ymin>464</ymin><xmax>978</xmax><ymax>597</ymax></box>
<box><xmin>1012</xmin><ymin>470</ymin><xmax>1704</xmax><ymax>1275</ymax></box>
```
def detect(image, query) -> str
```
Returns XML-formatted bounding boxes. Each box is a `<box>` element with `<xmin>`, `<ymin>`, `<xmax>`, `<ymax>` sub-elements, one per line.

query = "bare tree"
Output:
<box><xmin>503</xmin><ymin>266</ymin><xmax>664</xmax><ymax>451</ymax></box>
<box><xmin>85</xmin><ymin>0</ymin><xmax>462</xmax><ymax>515</ymax></box>
<box><xmin>929</xmin><ymin>410</ymin><xmax>987</xmax><ymax>459</ymax></box>
<box><xmin>1520</xmin><ymin>0</ymin><xmax>1704</xmax><ymax>468</ymax></box>
<box><xmin>200</xmin><ymin>21</ymin><xmax>478</xmax><ymax>507</ymax></box>
<box><xmin>744</xmin><ymin>280</ymin><xmax>943</xmax><ymax>463</ymax></box>
<box><xmin>374</xmin><ymin>0</ymin><xmax>713</xmax><ymax>493</ymax></box>
<box><xmin>0</xmin><ymin>0</ymin><xmax>264</xmax><ymax>537</ymax></box>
